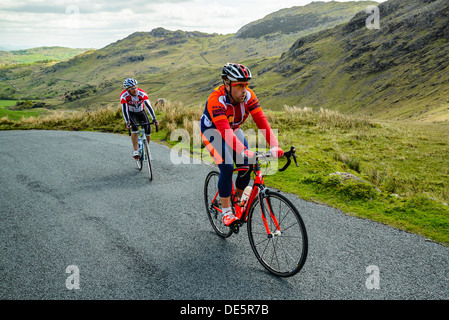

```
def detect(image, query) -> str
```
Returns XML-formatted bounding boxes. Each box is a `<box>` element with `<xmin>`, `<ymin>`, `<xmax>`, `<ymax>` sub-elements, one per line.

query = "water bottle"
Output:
<box><xmin>239</xmin><ymin>186</ymin><xmax>252</xmax><ymax>207</ymax></box>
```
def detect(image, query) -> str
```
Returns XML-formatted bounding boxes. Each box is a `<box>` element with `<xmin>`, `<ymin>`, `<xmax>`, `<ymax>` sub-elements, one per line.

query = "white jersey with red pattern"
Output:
<box><xmin>120</xmin><ymin>88</ymin><xmax>156</xmax><ymax>123</ymax></box>
<box><xmin>120</xmin><ymin>88</ymin><xmax>149</xmax><ymax>113</ymax></box>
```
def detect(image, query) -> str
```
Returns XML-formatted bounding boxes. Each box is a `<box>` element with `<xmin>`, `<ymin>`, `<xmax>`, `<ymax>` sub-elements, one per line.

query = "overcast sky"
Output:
<box><xmin>0</xmin><ymin>0</ymin><xmax>383</xmax><ymax>50</ymax></box>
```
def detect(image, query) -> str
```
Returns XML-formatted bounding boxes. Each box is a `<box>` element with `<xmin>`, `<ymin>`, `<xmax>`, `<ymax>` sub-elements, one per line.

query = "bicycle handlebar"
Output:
<box><xmin>242</xmin><ymin>146</ymin><xmax>298</xmax><ymax>172</ymax></box>
<box><xmin>127</xmin><ymin>120</ymin><xmax>159</xmax><ymax>136</ymax></box>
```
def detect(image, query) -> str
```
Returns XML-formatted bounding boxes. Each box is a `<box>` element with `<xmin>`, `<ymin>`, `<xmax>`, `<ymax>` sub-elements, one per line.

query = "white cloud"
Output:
<box><xmin>0</xmin><ymin>0</ymin><xmax>384</xmax><ymax>50</ymax></box>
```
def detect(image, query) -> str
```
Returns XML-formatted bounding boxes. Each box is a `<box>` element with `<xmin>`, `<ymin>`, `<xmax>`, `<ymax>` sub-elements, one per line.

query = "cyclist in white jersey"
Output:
<box><xmin>120</xmin><ymin>78</ymin><xmax>159</xmax><ymax>159</ymax></box>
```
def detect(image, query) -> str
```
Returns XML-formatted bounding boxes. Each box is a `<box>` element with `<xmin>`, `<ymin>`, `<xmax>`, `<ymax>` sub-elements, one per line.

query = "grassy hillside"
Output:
<box><xmin>0</xmin><ymin>30</ymin><xmax>230</xmax><ymax>107</ymax></box>
<box><xmin>255</xmin><ymin>0</ymin><xmax>449</xmax><ymax>121</ymax></box>
<box><xmin>0</xmin><ymin>1</ymin><xmax>380</xmax><ymax>111</ymax></box>
<box><xmin>1</xmin><ymin>1</ymin><xmax>448</xmax><ymax>121</ymax></box>
<box><xmin>235</xmin><ymin>1</ymin><xmax>378</xmax><ymax>38</ymax></box>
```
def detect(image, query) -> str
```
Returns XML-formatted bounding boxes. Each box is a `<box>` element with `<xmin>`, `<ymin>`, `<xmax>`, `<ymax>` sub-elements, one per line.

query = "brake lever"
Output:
<box><xmin>279</xmin><ymin>146</ymin><xmax>298</xmax><ymax>172</ymax></box>
<box><xmin>291</xmin><ymin>146</ymin><xmax>299</xmax><ymax>167</ymax></box>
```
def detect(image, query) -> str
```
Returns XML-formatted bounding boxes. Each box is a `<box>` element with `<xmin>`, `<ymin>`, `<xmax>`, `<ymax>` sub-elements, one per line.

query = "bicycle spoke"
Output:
<box><xmin>254</xmin><ymin>236</ymin><xmax>270</xmax><ymax>248</ymax></box>
<box><xmin>143</xmin><ymin>140</ymin><xmax>153</xmax><ymax>180</ymax></box>
<box><xmin>269</xmin><ymin>238</ymin><xmax>282</xmax><ymax>271</ymax></box>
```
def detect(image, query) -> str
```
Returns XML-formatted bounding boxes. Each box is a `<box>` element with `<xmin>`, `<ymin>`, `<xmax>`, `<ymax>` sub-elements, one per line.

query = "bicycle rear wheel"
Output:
<box><xmin>247</xmin><ymin>191</ymin><xmax>308</xmax><ymax>277</ymax></box>
<box><xmin>204</xmin><ymin>171</ymin><xmax>232</xmax><ymax>238</ymax></box>
<box><xmin>143</xmin><ymin>139</ymin><xmax>153</xmax><ymax>181</ymax></box>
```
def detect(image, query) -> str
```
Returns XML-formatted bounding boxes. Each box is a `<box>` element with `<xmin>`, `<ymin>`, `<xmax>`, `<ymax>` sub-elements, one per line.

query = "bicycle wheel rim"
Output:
<box><xmin>248</xmin><ymin>192</ymin><xmax>308</xmax><ymax>277</ymax></box>
<box><xmin>143</xmin><ymin>140</ymin><xmax>153</xmax><ymax>180</ymax></box>
<box><xmin>204</xmin><ymin>171</ymin><xmax>232</xmax><ymax>238</ymax></box>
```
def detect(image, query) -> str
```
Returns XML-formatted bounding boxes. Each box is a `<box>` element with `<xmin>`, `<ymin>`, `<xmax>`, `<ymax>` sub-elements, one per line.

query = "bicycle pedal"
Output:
<box><xmin>229</xmin><ymin>220</ymin><xmax>242</xmax><ymax>233</ymax></box>
<box><xmin>230</xmin><ymin>224</ymin><xmax>239</xmax><ymax>234</ymax></box>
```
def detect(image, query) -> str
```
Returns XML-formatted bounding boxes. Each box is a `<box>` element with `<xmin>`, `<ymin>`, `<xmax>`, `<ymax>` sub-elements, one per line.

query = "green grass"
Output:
<box><xmin>1</xmin><ymin>103</ymin><xmax>447</xmax><ymax>245</ymax></box>
<box><xmin>0</xmin><ymin>100</ymin><xmax>48</xmax><ymax>120</ymax></box>
<box><xmin>258</xmin><ymin>109</ymin><xmax>449</xmax><ymax>244</ymax></box>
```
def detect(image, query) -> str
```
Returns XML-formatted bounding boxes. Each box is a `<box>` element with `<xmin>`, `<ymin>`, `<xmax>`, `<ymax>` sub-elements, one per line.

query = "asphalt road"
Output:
<box><xmin>1</xmin><ymin>130</ymin><xmax>448</xmax><ymax>301</ymax></box>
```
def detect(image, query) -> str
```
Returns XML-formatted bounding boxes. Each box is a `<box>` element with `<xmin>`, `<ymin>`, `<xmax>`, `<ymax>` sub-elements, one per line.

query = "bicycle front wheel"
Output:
<box><xmin>143</xmin><ymin>140</ymin><xmax>153</xmax><ymax>181</ymax></box>
<box><xmin>247</xmin><ymin>191</ymin><xmax>308</xmax><ymax>277</ymax></box>
<box><xmin>204</xmin><ymin>171</ymin><xmax>232</xmax><ymax>238</ymax></box>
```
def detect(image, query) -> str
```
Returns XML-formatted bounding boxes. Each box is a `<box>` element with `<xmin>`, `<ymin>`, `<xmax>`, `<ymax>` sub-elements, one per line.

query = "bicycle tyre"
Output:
<box><xmin>136</xmin><ymin>146</ymin><xmax>143</xmax><ymax>171</ymax></box>
<box><xmin>247</xmin><ymin>191</ymin><xmax>308</xmax><ymax>277</ymax></box>
<box><xmin>143</xmin><ymin>139</ymin><xmax>153</xmax><ymax>181</ymax></box>
<box><xmin>204</xmin><ymin>171</ymin><xmax>233</xmax><ymax>238</ymax></box>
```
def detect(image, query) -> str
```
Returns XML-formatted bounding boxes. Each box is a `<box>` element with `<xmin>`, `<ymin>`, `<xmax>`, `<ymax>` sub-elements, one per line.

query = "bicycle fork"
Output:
<box><xmin>258</xmin><ymin>188</ymin><xmax>282</xmax><ymax>238</ymax></box>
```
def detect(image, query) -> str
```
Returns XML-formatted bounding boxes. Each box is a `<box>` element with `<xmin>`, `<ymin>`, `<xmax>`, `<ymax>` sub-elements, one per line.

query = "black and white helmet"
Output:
<box><xmin>123</xmin><ymin>78</ymin><xmax>138</xmax><ymax>89</ymax></box>
<box><xmin>221</xmin><ymin>63</ymin><xmax>252</xmax><ymax>82</ymax></box>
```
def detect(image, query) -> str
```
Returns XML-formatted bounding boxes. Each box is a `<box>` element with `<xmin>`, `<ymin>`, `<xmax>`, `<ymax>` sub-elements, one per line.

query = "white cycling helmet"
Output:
<box><xmin>221</xmin><ymin>63</ymin><xmax>252</xmax><ymax>82</ymax></box>
<box><xmin>123</xmin><ymin>78</ymin><xmax>138</xmax><ymax>89</ymax></box>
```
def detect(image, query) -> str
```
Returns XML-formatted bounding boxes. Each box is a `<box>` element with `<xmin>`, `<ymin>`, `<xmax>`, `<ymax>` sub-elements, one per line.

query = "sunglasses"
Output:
<box><xmin>128</xmin><ymin>86</ymin><xmax>138</xmax><ymax>91</ymax></box>
<box><xmin>230</xmin><ymin>82</ymin><xmax>249</xmax><ymax>89</ymax></box>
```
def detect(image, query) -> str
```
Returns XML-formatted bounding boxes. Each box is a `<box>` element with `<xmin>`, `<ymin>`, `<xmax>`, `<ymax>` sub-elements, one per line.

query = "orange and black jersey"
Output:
<box><xmin>201</xmin><ymin>85</ymin><xmax>279</xmax><ymax>154</ymax></box>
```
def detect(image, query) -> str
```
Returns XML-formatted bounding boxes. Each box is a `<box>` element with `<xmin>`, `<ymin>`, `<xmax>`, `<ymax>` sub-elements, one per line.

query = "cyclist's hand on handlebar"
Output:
<box><xmin>241</xmin><ymin>149</ymin><xmax>255</xmax><ymax>159</ymax></box>
<box><xmin>270</xmin><ymin>146</ymin><xmax>284</xmax><ymax>158</ymax></box>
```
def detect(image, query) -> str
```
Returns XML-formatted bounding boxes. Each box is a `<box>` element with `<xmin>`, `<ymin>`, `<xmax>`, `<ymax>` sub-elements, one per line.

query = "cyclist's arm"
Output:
<box><xmin>214</xmin><ymin>118</ymin><xmax>247</xmax><ymax>154</ymax></box>
<box><xmin>245</xmin><ymin>88</ymin><xmax>279</xmax><ymax>148</ymax></box>
<box><xmin>144</xmin><ymin>99</ymin><xmax>157</xmax><ymax>122</ymax></box>
<box><xmin>121</xmin><ymin>103</ymin><xmax>130</xmax><ymax>124</ymax></box>
<box><xmin>251</xmin><ymin>109</ymin><xmax>279</xmax><ymax>148</ymax></box>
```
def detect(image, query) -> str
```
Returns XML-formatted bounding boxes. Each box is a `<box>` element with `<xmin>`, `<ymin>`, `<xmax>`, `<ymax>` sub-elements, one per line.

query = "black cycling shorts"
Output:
<box><xmin>129</xmin><ymin>111</ymin><xmax>151</xmax><ymax>135</ymax></box>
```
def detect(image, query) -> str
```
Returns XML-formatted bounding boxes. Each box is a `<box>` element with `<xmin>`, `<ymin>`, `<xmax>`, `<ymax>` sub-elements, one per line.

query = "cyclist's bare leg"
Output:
<box><xmin>219</xmin><ymin>180</ymin><xmax>244</xmax><ymax>210</ymax></box>
<box><xmin>131</xmin><ymin>132</ymin><xmax>138</xmax><ymax>151</ymax></box>
<box><xmin>220</xmin><ymin>196</ymin><xmax>231</xmax><ymax>209</ymax></box>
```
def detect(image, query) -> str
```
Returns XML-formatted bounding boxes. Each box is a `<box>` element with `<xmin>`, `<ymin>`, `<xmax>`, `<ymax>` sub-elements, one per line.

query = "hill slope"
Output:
<box><xmin>1</xmin><ymin>0</ymin><xmax>448</xmax><ymax>122</ymax></box>
<box><xmin>228</xmin><ymin>1</ymin><xmax>379</xmax><ymax>58</ymax></box>
<box><xmin>235</xmin><ymin>1</ymin><xmax>378</xmax><ymax>38</ymax></box>
<box><xmin>254</xmin><ymin>0</ymin><xmax>449</xmax><ymax>121</ymax></box>
<box><xmin>0</xmin><ymin>1</ymin><xmax>372</xmax><ymax>109</ymax></box>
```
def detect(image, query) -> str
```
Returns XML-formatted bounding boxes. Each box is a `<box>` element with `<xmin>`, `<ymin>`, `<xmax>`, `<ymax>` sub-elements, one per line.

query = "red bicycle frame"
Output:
<box><xmin>229</xmin><ymin>163</ymin><xmax>281</xmax><ymax>236</ymax></box>
<box><xmin>210</xmin><ymin>146</ymin><xmax>298</xmax><ymax>235</ymax></box>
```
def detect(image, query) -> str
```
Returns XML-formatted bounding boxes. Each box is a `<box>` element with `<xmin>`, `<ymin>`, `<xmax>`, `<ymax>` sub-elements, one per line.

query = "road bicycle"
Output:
<box><xmin>128</xmin><ymin>121</ymin><xmax>157</xmax><ymax>181</ymax></box>
<box><xmin>204</xmin><ymin>146</ymin><xmax>308</xmax><ymax>277</ymax></box>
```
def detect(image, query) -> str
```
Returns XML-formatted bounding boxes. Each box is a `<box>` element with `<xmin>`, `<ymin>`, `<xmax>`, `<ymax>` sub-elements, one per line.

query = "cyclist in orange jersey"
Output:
<box><xmin>200</xmin><ymin>63</ymin><xmax>284</xmax><ymax>226</ymax></box>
